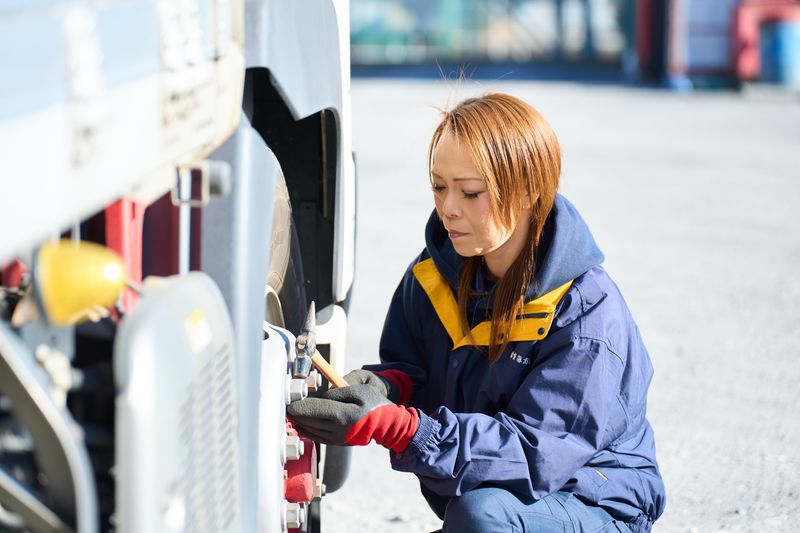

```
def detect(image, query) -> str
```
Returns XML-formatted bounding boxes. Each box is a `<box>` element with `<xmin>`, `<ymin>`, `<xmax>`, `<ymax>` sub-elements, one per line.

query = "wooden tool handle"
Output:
<box><xmin>311</xmin><ymin>351</ymin><xmax>349</xmax><ymax>388</ymax></box>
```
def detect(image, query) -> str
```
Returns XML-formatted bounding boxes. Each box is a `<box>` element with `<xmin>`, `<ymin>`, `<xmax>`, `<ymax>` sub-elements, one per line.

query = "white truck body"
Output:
<box><xmin>0</xmin><ymin>1</ymin><xmax>356</xmax><ymax>532</ymax></box>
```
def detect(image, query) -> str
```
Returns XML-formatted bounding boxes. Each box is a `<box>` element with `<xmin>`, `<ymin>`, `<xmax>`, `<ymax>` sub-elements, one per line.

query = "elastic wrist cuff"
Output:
<box><xmin>405</xmin><ymin>410</ymin><xmax>439</xmax><ymax>456</ymax></box>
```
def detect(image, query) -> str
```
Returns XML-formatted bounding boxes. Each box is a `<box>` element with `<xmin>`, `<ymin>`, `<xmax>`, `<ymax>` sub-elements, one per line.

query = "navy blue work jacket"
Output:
<box><xmin>363</xmin><ymin>195</ymin><xmax>666</xmax><ymax>532</ymax></box>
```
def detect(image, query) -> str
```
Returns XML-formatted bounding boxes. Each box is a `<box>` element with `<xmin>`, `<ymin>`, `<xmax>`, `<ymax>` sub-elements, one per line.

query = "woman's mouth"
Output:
<box><xmin>448</xmin><ymin>230</ymin><xmax>467</xmax><ymax>239</ymax></box>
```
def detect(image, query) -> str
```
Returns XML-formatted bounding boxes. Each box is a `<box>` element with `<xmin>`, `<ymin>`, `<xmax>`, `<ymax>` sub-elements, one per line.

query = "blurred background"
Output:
<box><xmin>349</xmin><ymin>0</ymin><xmax>800</xmax><ymax>89</ymax></box>
<box><xmin>323</xmin><ymin>1</ymin><xmax>800</xmax><ymax>532</ymax></box>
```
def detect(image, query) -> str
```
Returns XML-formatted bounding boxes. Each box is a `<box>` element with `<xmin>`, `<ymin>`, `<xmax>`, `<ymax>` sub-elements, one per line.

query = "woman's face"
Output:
<box><xmin>430</xmin><ymin>131</ymin><xmax>530</xmax><ymax>269</ymax></box>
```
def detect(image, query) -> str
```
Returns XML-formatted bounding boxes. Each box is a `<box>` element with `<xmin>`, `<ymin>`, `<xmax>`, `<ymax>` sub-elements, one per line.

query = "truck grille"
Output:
<box><xmin>179</xmin><ymin>341</ymin><xmax>239</xmax><ymax>532</ymax></box>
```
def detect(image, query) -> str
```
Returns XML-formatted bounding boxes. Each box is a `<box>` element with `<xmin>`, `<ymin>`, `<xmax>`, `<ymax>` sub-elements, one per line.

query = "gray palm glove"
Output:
<box><xmin>343</xmin><ymin>369</ymin><xmax>401</xmax><ymax>404</ymax></box>
<box><xmin>286</xmin><ymin>384</ymin><xmax>419</xmax><ymax>452</ymax></box>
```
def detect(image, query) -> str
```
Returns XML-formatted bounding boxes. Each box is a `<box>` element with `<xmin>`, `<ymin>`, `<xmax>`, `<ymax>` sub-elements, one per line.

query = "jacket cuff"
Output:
<box><xmin>403</xmin><ymin>410</ymin><xmax>440</xmax><ymax>457</ymax></box>
<box><xmin>373</xmin><ymin>369</ymin><xmax>413</xmax><ymax>405</ymax></box>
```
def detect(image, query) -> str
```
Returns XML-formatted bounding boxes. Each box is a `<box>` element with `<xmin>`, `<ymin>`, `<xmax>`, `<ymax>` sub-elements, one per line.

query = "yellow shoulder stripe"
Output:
<box><xmin>412</xmin><ymin>258</ymin><xmax>573</xmax><ymax>349</ymax></box>
<box><xmin>411</xmin><ymin>258</ymin><xmax>463</xmax><ymax>344</ymax></box>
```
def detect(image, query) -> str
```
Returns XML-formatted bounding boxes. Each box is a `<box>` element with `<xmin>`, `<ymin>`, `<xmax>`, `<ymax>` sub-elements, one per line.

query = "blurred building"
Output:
<box><xmin>350</xmin><ymin>0</ymin><xmax>800</xmax><ymax>90</ymax></box>
<box><xmin>350</xmin><ymin>0</ymin><xmax>631</xmax><ymax>65</ymax></box>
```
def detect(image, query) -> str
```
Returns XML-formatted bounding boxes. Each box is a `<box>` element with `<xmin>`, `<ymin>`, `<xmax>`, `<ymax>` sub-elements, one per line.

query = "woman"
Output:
<box><xmin>287</xmin><ymin>93</ymin><xmax>666</xmax><ymax>532</ymax></box>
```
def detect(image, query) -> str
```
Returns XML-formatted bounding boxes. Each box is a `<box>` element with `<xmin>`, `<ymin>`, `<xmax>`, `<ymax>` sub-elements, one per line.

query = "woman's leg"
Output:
<box><xmin>442</xmin><ymin>488</ymin><xmax>630</xmax><ymax>533</ymax></box>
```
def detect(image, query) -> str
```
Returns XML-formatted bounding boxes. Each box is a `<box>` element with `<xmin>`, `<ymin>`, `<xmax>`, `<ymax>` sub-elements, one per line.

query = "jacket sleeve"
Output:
<box><xmin>389</xmin><ymin>335</ymin><xmax>625</xmax><ymax>499</ymax></box>
<box><xmin>362</xmin><ymin>262</ymin><xmax>429</xmax><ymax>405</ymax></box>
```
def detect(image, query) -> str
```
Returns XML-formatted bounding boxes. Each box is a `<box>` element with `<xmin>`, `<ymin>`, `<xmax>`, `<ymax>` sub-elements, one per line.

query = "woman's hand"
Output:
<box><xmin>343</xmin><ymin>369</ymin><xmax>406</xmax><ymax>404</ymax></box>
<box><xmin>286</xmin><ymin>384</ymin><xmax>419</xmax><ymax>452</ymax></box>
<box><xmin>344</xmin><ymin>369</ymin><xmax>391</xmax><ymax>393</ymax></box>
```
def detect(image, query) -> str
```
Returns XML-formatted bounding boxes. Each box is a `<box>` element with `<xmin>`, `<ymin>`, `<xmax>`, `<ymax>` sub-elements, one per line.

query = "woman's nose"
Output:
<box><xmin>441</xmin><ymin>191</ymin><xmax>460</xmax><ymax>218</ymax></box>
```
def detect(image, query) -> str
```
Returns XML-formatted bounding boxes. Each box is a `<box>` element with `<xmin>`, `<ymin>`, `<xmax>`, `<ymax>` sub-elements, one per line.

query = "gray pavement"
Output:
<box><xmin>321</xmin><ymin>79</ymin><xmax>800</xmax><ymax>532</ymax></box>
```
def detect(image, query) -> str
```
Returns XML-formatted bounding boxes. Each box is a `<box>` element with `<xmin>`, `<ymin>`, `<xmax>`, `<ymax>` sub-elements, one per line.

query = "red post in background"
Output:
<box><xmin>637</xmin><ymin>0</ymin><xmax>654</xmax><ymax>71</ymax></box>
<box><xmin>733</xmin><ymin>0</ymin><xmax>800</xmax><ymax>81</ymax></box>
<box><xmin>635</xmin><ymin>0</ymin><xmax>670</xmax><ymax>82</ymax></box>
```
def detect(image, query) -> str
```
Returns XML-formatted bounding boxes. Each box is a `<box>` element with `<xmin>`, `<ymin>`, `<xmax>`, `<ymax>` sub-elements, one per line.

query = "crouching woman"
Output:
<box><xmin>287</xmin><ymin>93</ymin><xmax>666</xmax><ymax>532</ymax></box>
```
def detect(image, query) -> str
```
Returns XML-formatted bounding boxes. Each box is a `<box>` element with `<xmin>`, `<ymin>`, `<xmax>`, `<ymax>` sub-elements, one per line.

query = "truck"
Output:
<box><xmin>0</xmin><ymin>1</ymin><xmax>356</xmax><ymax>531</ymax></box>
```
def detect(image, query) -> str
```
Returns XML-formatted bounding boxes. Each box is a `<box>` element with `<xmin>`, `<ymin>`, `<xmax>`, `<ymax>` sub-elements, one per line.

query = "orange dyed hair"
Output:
<box><xmin>427</xmin><ymin>93</ymin><xmax>561</xmax><ymax>363</ymax></box>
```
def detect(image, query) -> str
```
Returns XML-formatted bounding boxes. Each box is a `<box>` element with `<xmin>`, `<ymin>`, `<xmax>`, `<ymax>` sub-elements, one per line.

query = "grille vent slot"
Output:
<box><xmin>178</xmin><ymin>341</ymin><xmax>239</xmax><ymax>532</ymax></box>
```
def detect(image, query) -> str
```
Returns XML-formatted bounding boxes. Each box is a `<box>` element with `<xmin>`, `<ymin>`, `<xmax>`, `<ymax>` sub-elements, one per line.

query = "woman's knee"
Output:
<box><xmin>443</xmin><ymin>488</ymin><xmax>518</xmax><ymax>533</ymax></box>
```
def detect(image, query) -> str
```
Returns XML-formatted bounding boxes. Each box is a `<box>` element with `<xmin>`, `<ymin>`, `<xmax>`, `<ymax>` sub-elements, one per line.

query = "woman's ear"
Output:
<box><xmin>522</xmin><ymin>189</ymin><xmax>539</xmax><ymax>210</ymax></box>
<box><xmin>522</xmin><ymin>192</ymin><xmax>532</xmax><ymax>210</ymax></box>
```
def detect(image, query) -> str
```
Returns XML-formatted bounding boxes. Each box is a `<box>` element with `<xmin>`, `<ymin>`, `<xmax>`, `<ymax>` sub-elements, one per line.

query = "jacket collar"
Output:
<box><xmin>413</xmin><ymin>258</ymin><xmax>573</xmax><ymax>349</ymax></box>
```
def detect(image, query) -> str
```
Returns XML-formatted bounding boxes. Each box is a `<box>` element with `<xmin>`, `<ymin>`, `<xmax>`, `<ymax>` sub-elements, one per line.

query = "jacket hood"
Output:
<box><xmin>424</xmin><ymin>194</ymin><xmax>604</xmax><ymax>301</ymax></box>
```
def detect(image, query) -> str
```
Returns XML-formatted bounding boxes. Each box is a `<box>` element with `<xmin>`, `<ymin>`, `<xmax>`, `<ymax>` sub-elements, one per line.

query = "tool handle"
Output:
<box><xmin>311</xmin><ymin>351</ymin><xmax>349</xmax><ymax>389</ymax></box>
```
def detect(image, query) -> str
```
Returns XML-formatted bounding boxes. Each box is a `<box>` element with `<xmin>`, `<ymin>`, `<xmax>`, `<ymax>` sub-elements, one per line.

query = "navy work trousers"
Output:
<box><xmin>438</xmin><ymin>488</ymin><xmax>632</xmax><ymax>533</ymax></box>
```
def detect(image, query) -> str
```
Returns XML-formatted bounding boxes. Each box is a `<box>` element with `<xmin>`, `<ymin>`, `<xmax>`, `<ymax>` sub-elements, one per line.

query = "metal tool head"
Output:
<box><xmin>295</xmin><ymin>301</ymin><xmax>316</xmax><ymax>352</ymax></box>
<box><xmin>293</xmin><ymin>302</ymin><xmax>316</xmax><ymax>378</ymax></box>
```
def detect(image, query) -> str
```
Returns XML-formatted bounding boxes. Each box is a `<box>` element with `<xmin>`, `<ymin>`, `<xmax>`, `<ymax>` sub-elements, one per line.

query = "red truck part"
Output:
<box><xmin>284</xmin><ymin>421</ymin><xmax>317</xmax><ymax>503</ymax></box>
<box><xmin>105</xmin><ymin>198</ymin><xmax>145</xmax><ymax>313</ymax></box>
<box><xmin>0</xmin><ymin>260</ymin><xmax>27</xmax><ymax>288</ymax></box>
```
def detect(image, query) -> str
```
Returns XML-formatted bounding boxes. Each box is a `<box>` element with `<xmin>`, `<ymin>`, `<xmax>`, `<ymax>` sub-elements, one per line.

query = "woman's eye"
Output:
<box><xmin>463</xmin><ymin>191</ymin><xmax>481</xmax><ymax>200</ymax></box>
<box><xmin>432</xmin><ymin>185</ymin><xmax>445</xmax><ymax>193</ymax></box>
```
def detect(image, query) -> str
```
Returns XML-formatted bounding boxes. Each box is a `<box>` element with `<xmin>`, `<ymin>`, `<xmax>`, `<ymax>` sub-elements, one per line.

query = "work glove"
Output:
<box><xmin>343</xmin><ymin>368</ymin><xmax>412</xmax><ymax>405</ymax></box>
<box><xmin>286</xmin><ymin>384</ymin><xmax>419</xmax><ymax>452</ymax></box>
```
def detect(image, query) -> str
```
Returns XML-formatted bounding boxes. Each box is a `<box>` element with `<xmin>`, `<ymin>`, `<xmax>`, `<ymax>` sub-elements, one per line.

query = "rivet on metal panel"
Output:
<box><xmin>287</xmin><ymin>378</ymin><xmax>308</xmax><ymax>404</ymax></box>
<box><xmin>285</xmin><ymin>435</ymin><xmax>304</xmax><ymax>461</ymax></box>
<box><xmin>305</xmin><ymin>370</ymin><xmax>321</xmax><ymax>392</ymax></box>
<box><xmin>284</xmin><ymin>501</ymin><xmax>305</xmax><ymax>530</ymax></box>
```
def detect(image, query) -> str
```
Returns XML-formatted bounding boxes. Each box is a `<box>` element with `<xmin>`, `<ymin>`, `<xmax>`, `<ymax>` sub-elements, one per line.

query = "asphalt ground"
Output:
<box><xmin>321</xmin><ymin>78</ymin><xmax>800</xmax><ymax>532</ymax></box>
